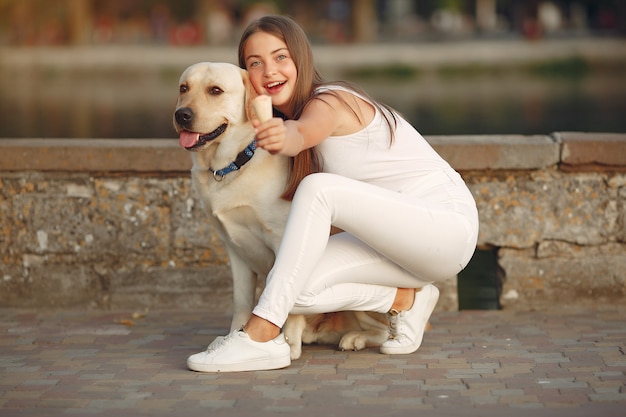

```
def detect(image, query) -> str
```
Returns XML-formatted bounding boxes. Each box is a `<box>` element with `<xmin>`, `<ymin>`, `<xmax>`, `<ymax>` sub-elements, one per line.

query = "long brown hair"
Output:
<box><xmin>238</xmin><ymin>15</ymin><xmax>397</xmax><ymax>200</ymax></box>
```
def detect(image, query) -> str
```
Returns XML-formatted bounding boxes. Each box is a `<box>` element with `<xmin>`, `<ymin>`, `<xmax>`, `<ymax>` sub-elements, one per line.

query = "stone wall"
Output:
<box><xmin>0</xmin><ymin>132</ymin><xmax>624</xmax><ymax>311</ymax></box>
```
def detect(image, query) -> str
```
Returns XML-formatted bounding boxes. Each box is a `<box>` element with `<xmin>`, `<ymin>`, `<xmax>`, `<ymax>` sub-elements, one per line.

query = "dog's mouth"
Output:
<box><xmin>179</xmin><ymin>123</ymin><xmax>228</xmax><ymax>150</ymax></box>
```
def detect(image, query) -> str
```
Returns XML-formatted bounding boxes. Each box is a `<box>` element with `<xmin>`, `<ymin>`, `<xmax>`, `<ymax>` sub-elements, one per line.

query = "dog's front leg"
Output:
<box><xmin>283</xmin><ymin>314</ymin><xmax>306</xmax><ymax>360</ymax></box>
<box><xmin>338</xmin><ymin>312</ymin><xmax>390</xmax><ymax>351</ymax></box>
<box><xmin>226</xmin><ymin>247</ymin><xmax>257</xmax><ymax>332</ymax></box>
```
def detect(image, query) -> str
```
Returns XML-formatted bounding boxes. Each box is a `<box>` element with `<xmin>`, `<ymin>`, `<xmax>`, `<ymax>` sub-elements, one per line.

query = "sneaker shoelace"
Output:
<box><xmin>387</xmin><ymin>313</ymin><xmax>399</xmax><ymax>340</ymax></box>
<box><xmin>205</xmin><ymin>330</ymin><xmax>239</xmax><ymax>353</ymax></box>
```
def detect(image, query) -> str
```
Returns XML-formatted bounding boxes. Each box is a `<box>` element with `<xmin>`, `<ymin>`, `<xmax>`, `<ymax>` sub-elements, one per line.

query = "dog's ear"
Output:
<box><xmin>240</xmin><ymin>68</ymin><xmax>259</xmax><ymax>122</ymax></box>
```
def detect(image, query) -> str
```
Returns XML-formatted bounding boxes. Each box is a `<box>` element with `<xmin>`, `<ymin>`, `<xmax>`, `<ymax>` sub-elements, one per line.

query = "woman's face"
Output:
<box><xmin>243</xmin><ymin>31</ymin><xmax>298</xmax><ymax>116</ymax></box>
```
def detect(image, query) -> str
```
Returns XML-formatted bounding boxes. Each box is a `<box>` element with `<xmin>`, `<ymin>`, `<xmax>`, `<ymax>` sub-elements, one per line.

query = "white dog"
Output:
<box><xmin>173</xmin><ymin>62</ymin><xmax>389</xmax><ymax>359</ymax></box>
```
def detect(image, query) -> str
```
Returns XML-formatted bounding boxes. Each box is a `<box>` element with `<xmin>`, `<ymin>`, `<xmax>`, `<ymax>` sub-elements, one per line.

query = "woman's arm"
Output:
<box><xmin>253</xmin><ymin>93</ymin><xmax>344</xmax><ymax>156</ymax></box>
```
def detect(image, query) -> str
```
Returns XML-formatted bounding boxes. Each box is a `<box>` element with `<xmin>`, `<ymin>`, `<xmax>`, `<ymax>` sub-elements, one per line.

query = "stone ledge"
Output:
<box><xmin>1</xmin><ymin>134</ymin><xmax>585</xmax><ymax>173</ymax></box>
<box><xmin>0</xmin><ymin>138</ymin><xmax>190</xmax><ymax>172</ymax></box>
<box><xmin>429</xmin><ymin>135</ymin><xmax>559</xmax><ymax>171</ymax></box>
<box><xmin>557</xmin><ymin>132</ymin><xmax>626</xmax><ymax>169</ymax></box>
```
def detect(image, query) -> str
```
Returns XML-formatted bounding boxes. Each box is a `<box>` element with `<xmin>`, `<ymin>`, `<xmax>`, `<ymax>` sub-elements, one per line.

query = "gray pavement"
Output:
<box><xmin>1</xmin><ymin>305</ymin><xmax>625</xmax><ymax>416</ymax></box>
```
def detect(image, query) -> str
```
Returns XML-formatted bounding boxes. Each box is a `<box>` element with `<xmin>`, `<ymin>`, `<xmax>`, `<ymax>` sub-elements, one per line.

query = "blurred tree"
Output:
<box><xmin>353</xmin><ymin>0</ymin><xmax>377</xmax><ymax>42</ymax></box>
<box><xmin>67</xmin><ymin>0</ymin><xmax>91</xmax><ymax>45</ymax></box>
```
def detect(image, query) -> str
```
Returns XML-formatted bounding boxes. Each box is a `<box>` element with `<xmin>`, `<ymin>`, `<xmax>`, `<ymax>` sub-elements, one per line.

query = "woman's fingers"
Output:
<box><xmin>254</xmin><ymin>119</ymin><xmax>287</xmax><ymax>153</ymax></box>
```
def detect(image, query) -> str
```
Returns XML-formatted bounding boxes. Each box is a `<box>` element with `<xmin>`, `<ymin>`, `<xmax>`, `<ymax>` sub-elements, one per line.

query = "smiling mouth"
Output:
<box><xmin>265</xmin><ymin>81</ymin><xmax>286</xmax><ymax>91</ymax></box>
<box><xmin>179</xmin><ymin>123</ymin><xmax>228</xmax><ymax>150</ymax></box>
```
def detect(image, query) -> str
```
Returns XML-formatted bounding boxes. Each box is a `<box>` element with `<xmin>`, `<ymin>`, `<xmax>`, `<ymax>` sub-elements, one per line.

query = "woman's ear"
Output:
<box><xmin>241</xmin><ymin>68</ymin><xmax>259</xmax><ymax>122</ymax></box>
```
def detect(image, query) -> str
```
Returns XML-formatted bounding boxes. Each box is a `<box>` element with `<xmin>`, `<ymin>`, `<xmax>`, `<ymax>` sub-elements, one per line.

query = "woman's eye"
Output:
<box><xmin>248</xmin><ymin>61</ymin><xmax>260</xmax><ymax>68</ymax></box>
<box><xmin>277</xmin><ymin>54</ymin><xmax>287</xmax><ymax>61</ymax></box>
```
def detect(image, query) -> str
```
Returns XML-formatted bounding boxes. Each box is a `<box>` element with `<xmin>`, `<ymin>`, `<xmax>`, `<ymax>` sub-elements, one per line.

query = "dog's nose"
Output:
<box><xmin>175</xmin><ymin>107</ymin><xmax>194</xmax><ymax>126</ymax></box>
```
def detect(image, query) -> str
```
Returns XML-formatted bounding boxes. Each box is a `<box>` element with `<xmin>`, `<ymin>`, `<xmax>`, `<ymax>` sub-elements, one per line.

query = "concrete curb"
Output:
<box><xmin>2</xmin><ymin>133</ymin><xmax>624</xmax><ymax>173</ymax></box>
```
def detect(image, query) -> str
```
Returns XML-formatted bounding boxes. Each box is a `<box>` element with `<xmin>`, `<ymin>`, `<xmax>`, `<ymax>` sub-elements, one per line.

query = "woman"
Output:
<box><xmin>187</xmin><ymin>15</ymin><xmax>479</xmax><ymax>373</ymax></box>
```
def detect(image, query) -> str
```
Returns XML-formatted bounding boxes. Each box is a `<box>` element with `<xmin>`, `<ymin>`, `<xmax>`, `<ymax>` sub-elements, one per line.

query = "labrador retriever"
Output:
<box><xmin>173</xmin><ymin>62</ymin><xmax>389</xmax><ymax>359</ymax></box>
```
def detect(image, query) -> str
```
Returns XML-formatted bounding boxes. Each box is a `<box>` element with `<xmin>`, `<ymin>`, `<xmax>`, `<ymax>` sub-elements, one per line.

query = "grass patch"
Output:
<box><xmin>437</xmin><ymin>63</ymin><xmax>506</xmax><ymax>78</ymax></box>
<box><xmin>344</xmin><ymin>58</ymin><xmax>593</xmax><ymax>82</ymax></box>
<box><xmin>436</xmin><ymin>57</ymin><xmax>595</xmax><ymax>80</ymax></box>
<box><xmin>526</xmin><ymin>56</ymin><xmax>590</xmax><ymax>79</ymax></box>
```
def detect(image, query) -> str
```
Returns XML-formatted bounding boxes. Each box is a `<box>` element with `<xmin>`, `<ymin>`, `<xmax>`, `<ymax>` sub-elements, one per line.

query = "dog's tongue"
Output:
<box><xmin>179</xmin><ymin>131</ymin><xmax>200</xmax><ymax>148</ymax></box>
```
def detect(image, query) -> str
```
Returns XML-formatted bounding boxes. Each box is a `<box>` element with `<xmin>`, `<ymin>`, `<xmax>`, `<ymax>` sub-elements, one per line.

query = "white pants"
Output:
<box><xmin>253</xmin><ymin>170</ymin><xmax>479</xmax><ymax>327</ymax></box>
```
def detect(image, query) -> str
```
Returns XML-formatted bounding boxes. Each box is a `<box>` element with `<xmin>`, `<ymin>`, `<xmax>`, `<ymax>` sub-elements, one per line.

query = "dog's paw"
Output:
<box><xmin>338</xmin><ymin>331</ymin><xmax>368</xmax><ymax>351</ymax></box>
<box><xmin>284</xmin><ymin>314</ymin><xmax>306</xmax><ymax>360</ymax></box>
<box><xmin>290</xmin><ymin>345</ymin><xmax>302</xmax><ymax>360</ymax></box>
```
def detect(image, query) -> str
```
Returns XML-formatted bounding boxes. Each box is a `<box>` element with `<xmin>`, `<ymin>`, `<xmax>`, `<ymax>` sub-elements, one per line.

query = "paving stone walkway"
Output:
<box><xmin>1</xmin><ymin>305</ymin><xmax>625</xmax><ymax>417</ymax></box>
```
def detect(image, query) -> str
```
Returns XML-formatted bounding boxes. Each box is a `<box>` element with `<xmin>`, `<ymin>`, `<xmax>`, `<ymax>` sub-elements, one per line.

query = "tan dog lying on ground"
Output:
<box><xmin>173</xmin><ymin>62</ymin><xmax>389</xmax><ymax>359</ymax></box>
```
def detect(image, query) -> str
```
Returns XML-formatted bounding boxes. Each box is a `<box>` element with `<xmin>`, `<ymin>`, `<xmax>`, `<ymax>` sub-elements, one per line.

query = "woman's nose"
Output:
<box><xmin>264</xmin><ymin>64</ymin><xmax>277</xmax><ymax>77</ymax></box>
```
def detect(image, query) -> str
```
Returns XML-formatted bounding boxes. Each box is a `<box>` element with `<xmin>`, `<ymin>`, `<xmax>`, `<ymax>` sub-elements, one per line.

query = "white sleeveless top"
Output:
<box><xmin>314</xmin><ymin>85</ymin><xmax>458</xmax><ymax>198</ymax></box>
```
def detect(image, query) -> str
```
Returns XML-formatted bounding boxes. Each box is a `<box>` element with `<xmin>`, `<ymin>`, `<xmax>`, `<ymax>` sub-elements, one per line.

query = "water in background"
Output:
<box><xmin>1</xmin><ymin>66</ymin><xmax>625</xmax><ymax>138</ymax></box>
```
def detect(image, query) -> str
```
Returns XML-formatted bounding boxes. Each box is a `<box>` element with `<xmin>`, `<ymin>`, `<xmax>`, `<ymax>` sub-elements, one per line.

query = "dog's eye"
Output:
<box><xmin>179</xmin><ymin>85</ymin><xmax>188</xmax><ymax>93</ymax></box>
<box><xmin>209</xmin><ymin>87</ymin><xmax>223</xmax><ymax>95</ymax></box>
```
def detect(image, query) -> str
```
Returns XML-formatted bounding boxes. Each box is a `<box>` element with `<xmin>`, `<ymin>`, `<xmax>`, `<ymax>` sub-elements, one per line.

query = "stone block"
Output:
<box><xmin>499</xmin><ymin>243</ymin><xmax>626</xmax><ymax>309</ymax></box>
<box><xmin>468</xmin><ymin>172</ymin><xmax>617</xmax><ymax>248</ymax></box>
<box><xmin>428</xmin><ymin>135</ymin><xmax>559</xmax><ymax>171</ymax></box>
<box><xmin>0</xmin><ymin>256</ymin><xmax>103</xmax><ymax>307</ymax></box>
<box><xmin>558</xmin><ymin>132</ymin><xmax>626</xmax><ymax>168</ymax></box>
<box><xmin>0</xmin><ymin>138</ymin><xmax>190</xmax><ymax>172</ymax></box>
<box><xmin>108</xmin><ymin>266</ymin><xmax>234</xmax><ymax>310</ymax></box>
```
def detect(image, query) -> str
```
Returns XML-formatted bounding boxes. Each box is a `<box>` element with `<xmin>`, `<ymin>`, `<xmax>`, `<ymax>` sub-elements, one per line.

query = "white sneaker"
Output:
<box><xmin>187</xmin><ymin>329</ymin><xmax>291</xmax><ymax>372</ymax></box>
<box><xmin>380</xmin><ymin>285</ymin><xmax>440</xmax><ymax>355</ymax></box>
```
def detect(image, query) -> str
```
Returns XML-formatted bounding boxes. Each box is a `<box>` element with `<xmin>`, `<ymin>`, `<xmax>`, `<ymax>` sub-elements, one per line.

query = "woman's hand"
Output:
<box><xmin>252</xmin><ymin>93</ymin><xmax>345</xmax><ymax>156</ymax></box>
<box><xmin>252</xmin><ymin>117</ymin><xmax>300</xmax><ymax>156</ymax></box>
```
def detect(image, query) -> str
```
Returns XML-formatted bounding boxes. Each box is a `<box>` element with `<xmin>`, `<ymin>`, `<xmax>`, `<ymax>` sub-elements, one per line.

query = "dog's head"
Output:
<box><xmin>173</xmin><ymin>62</ymin><xmax>259</xmax><ymax>151</ymax></box>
